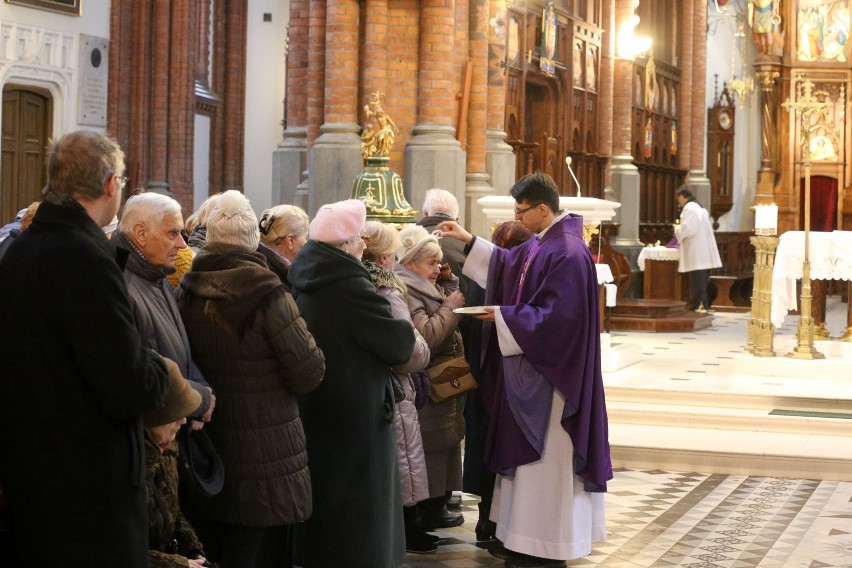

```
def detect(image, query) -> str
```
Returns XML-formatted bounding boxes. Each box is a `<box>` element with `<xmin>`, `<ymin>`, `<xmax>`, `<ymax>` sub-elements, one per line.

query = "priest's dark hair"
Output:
<box><xmin>676</xmin><ymin>186</ymin><xmax>695</xmax><ymax>202</ymax></box>
<box><xmin>510</xmin><ymin>172</ymin><xmax>560</xmax><ymax>213</ymax></box>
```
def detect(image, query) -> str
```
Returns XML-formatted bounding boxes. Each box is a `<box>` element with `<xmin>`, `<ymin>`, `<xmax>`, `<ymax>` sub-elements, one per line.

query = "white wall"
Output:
<box><xmin>243</xmin><ymin>0</ymin><xmax>289</xmax><ymax>214</ymax></box>
<box><xmin>0</xmin><ymin>0</ymin><xmax>111</xmax><ymax>136</ymax></box>
<box><xmin>0</xmin><ymin>1</ymin><xmax>109</xmax><ymax>37</ymax></box>
<box><xmin>705</xmin><ymin>4</ymin><xmax>758</xmax><ymax>232</ymax></box>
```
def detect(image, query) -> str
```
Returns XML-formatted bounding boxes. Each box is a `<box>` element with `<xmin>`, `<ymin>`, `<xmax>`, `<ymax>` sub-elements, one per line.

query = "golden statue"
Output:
<box><xmin>360</xmin><ymin>91</ymin><xmax>399</xmax><ymax>159</ymax></box>
<box><xmin>352</xmin><ymin>92</ymin><xmax>416</xmax><ymax>223</ymax></box>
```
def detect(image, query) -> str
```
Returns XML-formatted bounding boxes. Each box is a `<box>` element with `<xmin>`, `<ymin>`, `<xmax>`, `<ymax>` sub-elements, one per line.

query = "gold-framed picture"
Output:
<box><xmin>5</xmin><ymin>0</ymin><xmax>81</xmax><ymax>16</ymax></box>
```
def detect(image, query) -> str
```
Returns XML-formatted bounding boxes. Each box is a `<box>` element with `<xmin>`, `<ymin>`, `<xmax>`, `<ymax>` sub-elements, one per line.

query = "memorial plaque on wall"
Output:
<box><xmin>77</xmin><ymin>34</ymin><xmax>108</xmax><ymax>127</ymax></box>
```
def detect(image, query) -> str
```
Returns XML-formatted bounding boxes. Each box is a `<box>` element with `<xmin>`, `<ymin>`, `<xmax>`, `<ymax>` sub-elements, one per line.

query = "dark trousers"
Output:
<box><xmin>689</xmin><ymin>269</ymin><xmax>712</xmax><ymax>310</ymax></box>
<box><xmin>195</xmin><ymin>519</ymin><xmax>293</xmax><ymax>568</ymax></box>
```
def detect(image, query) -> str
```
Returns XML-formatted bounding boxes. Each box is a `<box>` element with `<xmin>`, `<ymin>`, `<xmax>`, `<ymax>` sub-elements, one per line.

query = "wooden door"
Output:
<box><xmin>1</xmin><ymin>86</ymin><xmax>52</xmax><ymax>223</ymax></box>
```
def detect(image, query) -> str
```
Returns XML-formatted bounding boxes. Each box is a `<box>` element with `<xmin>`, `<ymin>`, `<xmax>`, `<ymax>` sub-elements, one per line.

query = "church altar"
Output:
<box><xmin>770</xmin><ymin>231</ymin><xmax>852</xmax><ymax>329</ymax></box>
<box><xmin>637</xmin><ymin>245</ymin><xmax>679</xmax><ymax>271</ymax></box>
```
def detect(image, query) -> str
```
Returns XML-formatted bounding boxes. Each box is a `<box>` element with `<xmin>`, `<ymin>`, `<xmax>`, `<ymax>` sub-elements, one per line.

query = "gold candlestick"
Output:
<box><xmin>781</xmin><ymin>80</ymin><xmax>828</xmax><ymax>360</ymax></box>
<box><xmin>749</xmin><ymin>235</ymin><xmax>779</xmax><ymax>357</ymax></box>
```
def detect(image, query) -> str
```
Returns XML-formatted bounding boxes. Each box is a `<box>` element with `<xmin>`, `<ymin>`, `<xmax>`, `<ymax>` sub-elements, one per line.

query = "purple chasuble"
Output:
<box><xmin>479</xmin><ymin>214</ymin><xmax>612</xmax><ymax>492</ymax></box>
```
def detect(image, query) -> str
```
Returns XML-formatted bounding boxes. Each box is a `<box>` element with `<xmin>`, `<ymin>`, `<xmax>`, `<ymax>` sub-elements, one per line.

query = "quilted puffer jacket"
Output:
<box><xmin>177</xmin><ymin>243</ymin><xmax>325</xmax><ymax>526</ymax></box>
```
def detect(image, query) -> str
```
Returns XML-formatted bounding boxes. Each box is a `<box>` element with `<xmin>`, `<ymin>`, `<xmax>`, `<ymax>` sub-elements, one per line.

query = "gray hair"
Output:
<box><xmin>406</xmin><ymin>240</ymin><xmax>443</xmax><ymax>265</ymax></box>
<box><xmin>46</xmin><ymin>130</ymin><xmax>125</xmax><ymax>201</ymax></box>
<box><xmin>119</xmin><ymin>193</ymin><xmax>182</xmax><ymax>236</ymax></box>
<box><xmin>422</xmin><ymin>188</ymin><xmax>458</xmax><ymax>219</ymax></box>
<box><xmin>259</xmin><ymin>204</ymin><xmax>309</xmax><ymax>245</ymax></box>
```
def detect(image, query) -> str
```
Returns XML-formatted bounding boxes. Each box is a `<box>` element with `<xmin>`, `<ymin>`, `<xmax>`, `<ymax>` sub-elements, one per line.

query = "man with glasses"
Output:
<box><xmin>436</xmin><ymin>172</ymin><xmax>611</xmax><ymax>568</ymax></box>
<box><xmin>0</xmin><ymin>130</ymin><xmax>172</xmax><ymax>565</ymax></box>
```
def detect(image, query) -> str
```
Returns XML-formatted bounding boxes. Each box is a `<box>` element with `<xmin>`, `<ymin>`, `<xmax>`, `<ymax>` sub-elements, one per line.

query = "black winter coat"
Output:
<box><xmin>0</xmin><ymin>199</ymin><xmax>169</xmax><ymax>566</ymax></box>
<box><xmin>288</xmin><ymin>240</ymin><xmax>416</xmax><ymax>568</ymax></box>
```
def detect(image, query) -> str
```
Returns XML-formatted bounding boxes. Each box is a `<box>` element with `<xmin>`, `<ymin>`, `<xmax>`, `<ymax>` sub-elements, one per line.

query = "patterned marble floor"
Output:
<box><xmin>405</xmin><ymin>470</ymin><xmax>852</xmax><ymax>568</ymax></box>
<box><xmin>405</xmin><ymin>298</ymin><xmax>852</xmax><ymax>567</ymax></box>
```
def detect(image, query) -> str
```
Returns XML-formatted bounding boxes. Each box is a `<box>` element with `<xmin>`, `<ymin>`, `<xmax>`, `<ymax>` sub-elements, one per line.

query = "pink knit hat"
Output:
<box><xmin>310</xmin><ymin>199</ymin><xmax>366</xmax><ymax>244</ymax></box>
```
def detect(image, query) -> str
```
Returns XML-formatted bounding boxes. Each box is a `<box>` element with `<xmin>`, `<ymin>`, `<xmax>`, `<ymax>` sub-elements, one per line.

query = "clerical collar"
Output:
<box><xmin>536</xmin><ymin>210</ymin><xmax>569</xmax><ymax>239</ymax></box>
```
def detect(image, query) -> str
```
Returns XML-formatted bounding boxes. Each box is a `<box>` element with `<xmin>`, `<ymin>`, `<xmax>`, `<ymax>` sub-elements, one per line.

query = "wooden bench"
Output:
<box><xmin>711</xmin><ymin>232</ymin><xmax>755</xmax><ymax>311</ymax></box>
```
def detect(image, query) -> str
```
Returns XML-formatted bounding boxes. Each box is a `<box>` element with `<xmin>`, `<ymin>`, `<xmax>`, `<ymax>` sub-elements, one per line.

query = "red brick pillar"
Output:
<box><xmin>465</xmin><ymin>0</ymin><xmax>491</xmax><ymax>233</ymax></box>
<box><xmin>687</xmin><ymin>0</ymin><xmax>710</xmax><ymax>206</ymax></box>
<box><xmin>308</xmin><ymin>0</ymin><xmax>363</xmax><ymax>212</ymax></box>
<box><xmin>362</xmin><ymin>0</ymin><xmax>388</xmax><ymax>103</ymax></box>
<box><xmin>404</xmin><ymin>0</ymin><xmax>466</xmax><ymax>227</ymax></box>
<box><xmin>599</xmin><ymin>0</ymin><xmax>615</xmax><ymax>188</ymax></box>
<box><xmin>484</xmin><ymin>0</ymin><xmax>515</xmax><ymax>217</ymax></box>
<box><xmin>274</xmin><ymin>0</ymin><xmax>310</xmax><ymax>207</ymax></box>
<box><xmin>416</xmin><ymin>0</ymin><xmax>456</xmax><ymax>125</ymax></box>
<box><xmin>678</xmin><ymin>0</ymin><xmax>694</xmax><ymax>172</ymax></box>
<box><xmin>166</xmin><ymin>0</ymin><xmax>197</xmax><ymax>204</ymax></box>
<box><xmin>287</xmin><ymin>0</ymin><xmax>309</xmax><ymax>131</ymax></box>
<box><xmin>689</xmin><ymin>1</ymin><xmax>707</xmax><ymax>175</ymax></box>
<box><xmin>148</xmin><ymin>0</ymin><xmax>172</xmax><ymax>188</ymax></box>
<box><xmin>323</xmin><ymin>0</ymin><xmax>359</xmax><ymax>124</ymax></box>
<box><xmin>609</xmin><ymin>0</ymin><xmax>643</xmax><ymax>248</ymax></box>
<box><xmin>306</xmin><ymin>0</ymin><xmax>327</xmax><ymax>146</ymax></box>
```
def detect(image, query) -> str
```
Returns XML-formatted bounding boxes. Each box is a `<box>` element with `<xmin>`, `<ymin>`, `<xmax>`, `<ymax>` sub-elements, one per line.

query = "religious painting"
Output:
<box><xmin>585</xmin><ymin>46</ymin><xmax>597</xmax><ymax>91</ymax></box>
<box><xmin>670</xmin><ymin>121</ymin><xmax>678</xmax><ymax>156</ymax></box>
<box><xmin>572</xmin><ymin>41</ymin><xmax>583</xmax><ymax>87</ymax></box>
<box><xmin>540</xmin><ymin>2</ymin><xmax>557</xmax><ymax>75</ymax></box>
<box><xmin>507</xmin><ymin>16</ymin><xmax>520</xmax><ymax>68</ymax></box>
<box><xmin>796</xmin><ymin>0</ymin><xmax>849</xmax><ymax>63</ymax></box>
<box><xmin>5</xmin><ymin>0</ymin><xmax>80</xmax><ymax>16</ymax></box>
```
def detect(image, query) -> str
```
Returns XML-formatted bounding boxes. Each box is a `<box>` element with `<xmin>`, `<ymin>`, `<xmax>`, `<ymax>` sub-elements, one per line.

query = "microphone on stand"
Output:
<box><xmin>565</xmin><ymin>156</ymin><xmax>581</xmax><ymax>197</ymax></box>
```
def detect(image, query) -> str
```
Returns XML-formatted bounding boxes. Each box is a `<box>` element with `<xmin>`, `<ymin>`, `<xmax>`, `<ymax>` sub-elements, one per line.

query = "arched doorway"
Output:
<box><xmin>1</xmin><ymin>85</ymin><xmax>52</xmax><ymax>222</ymax></box>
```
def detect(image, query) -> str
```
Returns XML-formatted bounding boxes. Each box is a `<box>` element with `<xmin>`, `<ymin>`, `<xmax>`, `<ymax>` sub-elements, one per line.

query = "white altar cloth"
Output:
<box><xmin>770</xmin><ymin>231</ymin><xmax>852</xmax><ymax>328</ymax></box>
<box><xmin>637</xmin><ymin>246</ymin><xmax>679</xmax><ymax>271</ymax></box>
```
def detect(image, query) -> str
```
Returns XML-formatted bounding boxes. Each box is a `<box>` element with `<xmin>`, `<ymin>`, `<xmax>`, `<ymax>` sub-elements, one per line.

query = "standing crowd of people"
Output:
<box><xmin>0</xmin><ymin>130</ymin><xmax>611</xmax><ymax>568</ymax></box>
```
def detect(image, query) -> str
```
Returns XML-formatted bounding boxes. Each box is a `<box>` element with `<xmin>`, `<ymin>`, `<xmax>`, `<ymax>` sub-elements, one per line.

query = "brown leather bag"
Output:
<box><xmin>425</xmin><ymin>356</ymin><xmax>477</xmax><ymax>403</ymax></box>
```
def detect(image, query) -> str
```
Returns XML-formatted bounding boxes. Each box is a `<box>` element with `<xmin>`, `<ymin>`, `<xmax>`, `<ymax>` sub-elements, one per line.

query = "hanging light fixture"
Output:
<box><xmin>728</xmin><ymin>21</ymin><xmax>754</xmax><ymax>108</ymax></box>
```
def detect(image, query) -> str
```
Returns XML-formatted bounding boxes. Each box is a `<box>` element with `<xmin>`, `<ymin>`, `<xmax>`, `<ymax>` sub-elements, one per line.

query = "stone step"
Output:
<box><xmin>604</xmin><ymin>378</ymin><xmax>852</xmax><ymax>413</ymax></box>
<box><xmin>609</xmin><ymin>422</ymin><xmax>852</xmax><ymax>482</ymax></box>
<box><xmin>606</xmin><ymin>400</ymin><xmax>850</xmax><ymax>436</ymax></box>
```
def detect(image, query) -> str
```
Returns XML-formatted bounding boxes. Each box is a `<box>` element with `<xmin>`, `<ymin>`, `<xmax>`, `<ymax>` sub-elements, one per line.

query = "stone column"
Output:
<box><xmin>610</xmin><ymin>0</ymin><xmax>641</xmax><ymax>249</ymax></box>
<box><xmin>404</xmin><ymin>0</ymin><xmax>466</xmax><ymax>220</ymax></box>
<box><xmin>755</xmin><ymin>62</ymin><xmax>781</xmax><ymax>206</ymax></box>
<box><xmin>308</xmin><ymin>0</ymin><xmax>362</xmax><ymax>214</ymax></box>
<box><xmin>686</xmin><ymin>0</ymin><xmax>710</xmax><ymax>204</ymax></box>
<box><xmin>273</xmin><ymin>0</ymin><xmax>309</xmax><ymax>208</ymax></box>
<box><xmin>484</xmin><ymin>0</ymin><xmax>515</xmax><ymax>236</ymax></box>
<box><xmin>465</xmin><ymin>0</ymin><xmax>492</xmax><ymax>237</ymax></box>
<box><xmin>598</xmin><ymin>0</ymin><xmax>615</xmax><ymax>193</ymax></box>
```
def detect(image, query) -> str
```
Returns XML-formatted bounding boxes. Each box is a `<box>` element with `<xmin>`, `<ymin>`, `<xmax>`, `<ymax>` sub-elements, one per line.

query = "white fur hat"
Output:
<box><xmin>206</xmin><ymin>190</ymin><xmax>260</xmax><ymax>250</ymax></box>
<box><xmin>397</xmin><ymin>225</ymin><xmax>439</xmax><ymax>265</ymax></box>
<box><xmin>309</xmin><ymin>199</ymin><xmax>366</xmax><ymax>244</ymax></box>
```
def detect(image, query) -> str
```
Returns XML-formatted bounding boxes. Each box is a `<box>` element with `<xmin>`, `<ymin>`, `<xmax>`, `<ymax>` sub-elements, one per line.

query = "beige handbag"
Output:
<box><xmin>426</xmin><ymin>356</ymin><xmax>477</xmax><ymax>403</ymax></box>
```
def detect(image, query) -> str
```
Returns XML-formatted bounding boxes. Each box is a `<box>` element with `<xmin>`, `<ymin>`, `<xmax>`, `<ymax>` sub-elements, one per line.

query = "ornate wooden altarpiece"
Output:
<box><xmin>503</xmin><ymin>0</ymin><xmax>606</xmax><ymax>198</ymax></box>
<box><xmin>755</xmin><ymin>0</ymin><xmax>852</xmax><ymax>232</ymax></box>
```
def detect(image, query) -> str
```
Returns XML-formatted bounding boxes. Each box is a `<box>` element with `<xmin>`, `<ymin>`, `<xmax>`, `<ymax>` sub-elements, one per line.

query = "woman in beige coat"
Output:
<box><xmin>395</xmin><ymin>225</ymin><xmax>467</xmax><ymax>531</ymax></box>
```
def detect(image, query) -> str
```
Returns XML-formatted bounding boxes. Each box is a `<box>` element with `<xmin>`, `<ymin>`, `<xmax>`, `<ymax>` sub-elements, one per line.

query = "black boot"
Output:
<box><xmin>475</xmin><ymin>500</ymin><xmax>497</xmax><ymax>542</ymax></box>
<box><xmin>446</xmin><ymin>491</ymin><xmax>462</xmax><ymax>511</ymax></box>
<box><xmin>416</xmin><ymin>495</ymin><xmax>464</xmax><ymax>531</ymax></box>
<box><xmin>404</xmin><ymin>505</ymin><xmax>438</xmax><ymax>554</ymax></box>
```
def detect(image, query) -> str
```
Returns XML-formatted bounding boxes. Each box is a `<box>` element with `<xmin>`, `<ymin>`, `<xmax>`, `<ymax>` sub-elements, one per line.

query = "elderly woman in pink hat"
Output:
<box><xmin>288</xmin><ymin>199</ymin><xmax>416</xmax><ymax>568</ymax></box>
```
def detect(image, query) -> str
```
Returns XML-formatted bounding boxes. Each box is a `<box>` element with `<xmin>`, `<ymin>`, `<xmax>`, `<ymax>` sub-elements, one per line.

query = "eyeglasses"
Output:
<box><xmin>117</xmin><ymin>176</ymin><xmax>127</xmax><ymax>190</ymax></box>
<box><xmin>514</xmin><ymin>204</ymin><xmax>540</xmax><ymax>216</ymax></box>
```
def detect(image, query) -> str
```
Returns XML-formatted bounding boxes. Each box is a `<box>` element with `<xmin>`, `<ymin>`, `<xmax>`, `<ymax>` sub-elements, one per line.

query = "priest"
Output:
<box><xmin>436</xmin><ymin>172</ymin><xmax>611</xmax><ymax>568</ymax></box>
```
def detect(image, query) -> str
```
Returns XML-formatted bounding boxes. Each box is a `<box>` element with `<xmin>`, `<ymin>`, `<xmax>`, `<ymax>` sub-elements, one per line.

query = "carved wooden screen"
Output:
<box><xmin>503</xmin><ymin>2</ymin><xmax>604</xmax><ymax>198</ymax></box>
<box><xmin>633</xmin><ymin>0</ymin><xmax>685</xmax><ymax>245</ymax></box>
